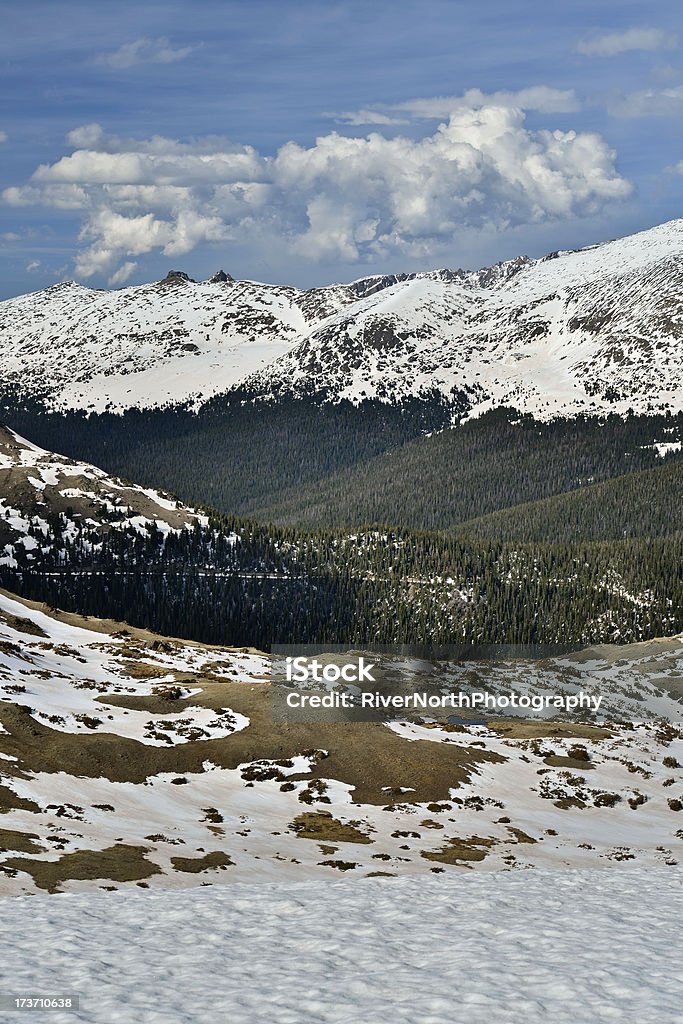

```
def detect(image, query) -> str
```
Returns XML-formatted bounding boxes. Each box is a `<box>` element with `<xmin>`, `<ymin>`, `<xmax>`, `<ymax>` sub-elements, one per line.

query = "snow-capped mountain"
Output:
<box><xmin>0</xmin><ymin>266</ymin><xmax>474</xmax><ymax>414</ymax></box>
<box><xmin>2</xmin><ymin>218</ymin><xmax>683</xmax><ymax>419</ymax></box>
<box><xmin>248</xmin><ymin>218</ymin><xmax>683</xmax><ymax>419</ymax></box>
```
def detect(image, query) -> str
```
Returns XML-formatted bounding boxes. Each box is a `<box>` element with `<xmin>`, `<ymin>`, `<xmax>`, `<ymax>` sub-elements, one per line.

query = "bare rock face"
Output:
<box><xmin>159</xmin><ymin>270</ymin><xmax>196</xmax><ymax>286</ymax></box>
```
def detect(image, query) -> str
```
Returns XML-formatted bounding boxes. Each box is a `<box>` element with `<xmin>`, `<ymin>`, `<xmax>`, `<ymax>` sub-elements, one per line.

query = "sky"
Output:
<box><xmin>1</xmin><ymin>0</ymin><xmax>682</xmax><ymax>297</ymax></box>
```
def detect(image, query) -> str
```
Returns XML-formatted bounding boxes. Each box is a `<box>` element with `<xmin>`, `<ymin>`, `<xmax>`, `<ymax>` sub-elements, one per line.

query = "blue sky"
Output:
<box><xmin>1</xmin><ymin>0</ymin><xmax>682</xmax><ymax>296</ymax></box>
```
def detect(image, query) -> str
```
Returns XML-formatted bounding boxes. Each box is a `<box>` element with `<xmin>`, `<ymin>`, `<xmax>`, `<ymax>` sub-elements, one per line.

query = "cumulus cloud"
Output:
<box><xmin>2</xmin><ymin>111</ymin><xmax>631</xmax><ymax>280</ymax></box>
<box><xmin>94</xmin><ymin>37</ymin><xmax>196</xmax><ymax>70</ymax></box>
<box><xmin>33</xmin><ymin>147</ymin><xmax>263</xmax><ymax>186</ymax></box>
<box><xmin>333</xmin><ymin>86</ymin><xmax>580</xmax><ymax>125</ymax></box>
<box><xmin>4</xmin><ymin>183</ymin><xmax>90</xmax><ymax>209</ymax></box>
<box><xmin>608</xmin><ymin>84</ymin><xmax>683</xmax><ymax>117</ymax></box>
<box><xmin>576</xmin><ymin>27</ymin><xmax>677</xmax><ymax>57</ymax></box>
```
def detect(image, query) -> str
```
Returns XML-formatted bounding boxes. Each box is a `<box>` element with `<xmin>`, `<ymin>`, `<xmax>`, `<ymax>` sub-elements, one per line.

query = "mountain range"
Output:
<box><xmin>2</xmin><ymin>217</ymin><xmax>683</xmax><ymax>421</ymax></box>
<box><xmin>1</xmin><ymin>219</ymin><xmax>683</xmax><ymax>651</ymax></box>
<box><xmin>2</xmin><ymin>231</ymin><xmax>683</xmax><ymax>899</ymax></box>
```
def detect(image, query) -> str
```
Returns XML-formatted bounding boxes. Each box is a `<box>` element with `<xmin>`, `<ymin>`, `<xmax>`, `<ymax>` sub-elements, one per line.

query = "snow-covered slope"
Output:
<box><xmin>248</xmin><ymin>218</ymin><xmax>683</xmax><ymax>418</ymax></box>
<box><xmin>1</xmin><ymin>588</ymin><xmax>682</xmax><ymax>896</ymax></box>
<box><xmin>0</xmin><ymin>426</ymin><xmax>207</xmax><ymax>568</ymax></box>
<box><xmin>0</xmin><ymin>268</ymin><xmax>467</xmax><ymax>413</ymax></box>
<box><xmin>3</xmin><ymin>218</ymin><xmax>683</xmax><ymax>419</ymax></box>
<box><xmin>0</xmin><ymin>272</ymin><xmax>305</xmax><ymax>412</ymax></box>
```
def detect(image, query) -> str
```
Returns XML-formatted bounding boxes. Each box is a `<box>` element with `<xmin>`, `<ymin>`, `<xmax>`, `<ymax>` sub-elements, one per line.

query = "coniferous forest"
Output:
<box><xmin>2</xmin><ymin>394</ymin><xmax>682</xmax><ymax>527</ymax></box>
<box><xmin>2</xmin><ymin>507</ymin><xmax>682</xmax><ymax>649</ymax></box>
<box><xmin>1</xmin><ymin>395</ymin><xmax>682</xmax><ymax>649</ymax></box>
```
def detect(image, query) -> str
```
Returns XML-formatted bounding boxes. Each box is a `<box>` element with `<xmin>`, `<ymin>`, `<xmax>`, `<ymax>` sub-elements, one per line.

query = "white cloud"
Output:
<box><xmin>398</xmin><ymin>87</ymin><xmax>581</xmax><ymax>117</ymax></box>
<box><xmin>273</xmin><ymin>109</ymin><xmax>629</xmax><ymax>255</ymax></box>
<box><xmin>108</xmin><ymin>261</ymin><xmax>137</xmax><ymax>286</ymax></box>
<box><xmin>1</xmin><ymin>232</ymin><xmax>20</xmax><ymax>242</ymax></box>
<box><xmin>3</xmin><ymin>184</ymin><xmax>90</xmax><ymax>209</ymax></box>
<box><xmin>66</xmin><ymin>124</ymin><xmax>107</xmax><ymax>148</ymax></box>
<box><xmin>0</xmin><ymin>131</ymin><xmax>7</xmax><ymax>143</ymax></box>
<box><xmin>2</xmin><ymin>111</ymin><xmax>631</xmax><ymax>280</ymax></box>
<box><xmin>576</xmin><ymin>27</ymin><xmax>677</xmax><ymax>57</ymax></box>
<box><xmin>94</xmin><ymin>37</ymin><xmax>196</xmax><ymax>70</ymax></box>
<box><xmin>332</xmin><ymin>109</ymin><xmax>409</xmax><ymax>126</ymax></box>
<box><xmin>608</xmin><ymin>84</ymin><xmax>683</xmax><ymax>117</ymax></box>
<box><xmin>26</xmin><ymin>260</ymin><xmax>40</xmax><ymax>272</ymax></box>
<box><xmin>34</xmin><ymin>146</ymin><xmax>264</xmax><ymax>185</ymax></box>
<box><xmin>332</xmin><ymin>87</ymin><xmax>580</xmax><ymax>125</ymax></box>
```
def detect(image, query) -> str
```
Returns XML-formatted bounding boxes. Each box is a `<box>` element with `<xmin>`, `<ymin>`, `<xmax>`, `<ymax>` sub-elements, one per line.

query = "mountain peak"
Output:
<box><xmin>159</xmin><ymin>270</ymin><xmax>196</xmax><ymax>286</ymax></box>
<box><xmin>208</xmin><ymin>270</ymin><xmax>234</xmax><ymax>284</ymax></box>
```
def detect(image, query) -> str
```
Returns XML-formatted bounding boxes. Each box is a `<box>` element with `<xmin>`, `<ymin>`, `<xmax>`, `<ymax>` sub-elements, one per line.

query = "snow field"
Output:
<box><xmin>0</xmin><ymin>867</ymin><xmax>681</xmax><ymax>1024</ymax></box>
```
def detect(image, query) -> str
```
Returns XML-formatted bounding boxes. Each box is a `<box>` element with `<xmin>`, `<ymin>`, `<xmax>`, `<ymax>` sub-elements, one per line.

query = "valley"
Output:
<box><xmin>0</xmin><ymin>218</ymin><xmax>682</xmax><ymax>899</ymax></box>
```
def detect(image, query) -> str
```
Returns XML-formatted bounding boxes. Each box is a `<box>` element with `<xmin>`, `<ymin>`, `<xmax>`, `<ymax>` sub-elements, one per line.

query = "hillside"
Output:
<box><xmin>2</xmin><ymin>426</ymin><xmax>683</xmax><ymax>647</ymax></box>
<box><xmin>245</xmin><ymin>218</ymin><xmax>683</xmax><ymax>419</ymax></box>
<box><xmin>240</xmin><ymin>411</ymin><xmax>683</xmax><ymax>533</ymax></box>
<box><xmin>457</xmin><ymin>458</ymin><xmax>683</xmax><ymax>544</ymax></box>
<box><xmin>0</xmin><ymin>424</ymin><xmax>206</xmax><ymax>568</ymax></box>
<box><xmin>4</xmin><ymin>405</ymin><xmax>682</xmax><ymax>537</ymax></box>
<box><xmin>0</xmin><ymin>269</ymin><xmax>388</xmax><ymax>413</ymax></box>
<box><xmin>0</xmin><ymin>263</ymin><xmax>515</xmax><ymax>415</ymax></box>
<box><xmin>1</xmin><ymin>394</ymin><xmax>453</xmax><ymax>518</ymax></box>
<box><xmin>1</xmin><ymin>589</ymin><xmax>682</xmax><ymax>896</ymax></box>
